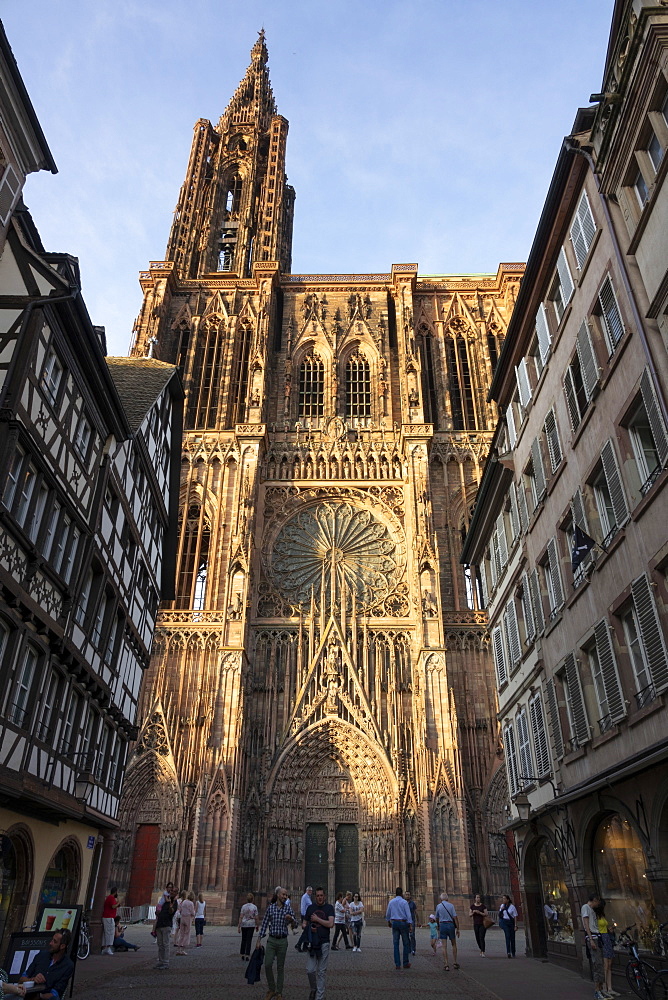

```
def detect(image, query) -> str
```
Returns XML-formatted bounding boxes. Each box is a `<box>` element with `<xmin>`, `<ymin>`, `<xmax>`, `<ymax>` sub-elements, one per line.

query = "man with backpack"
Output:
<box><xmin>303</xmin><ymin>887</ymin><xmax>335</xmax><ymax>1000</ymax></box>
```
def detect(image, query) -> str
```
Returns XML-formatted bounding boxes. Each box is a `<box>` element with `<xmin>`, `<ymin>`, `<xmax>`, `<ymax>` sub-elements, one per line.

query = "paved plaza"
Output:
<box><xmin>68</xmin><ymin>923</ymin><xmax>610</xmax><ymax>1000</ymax></box>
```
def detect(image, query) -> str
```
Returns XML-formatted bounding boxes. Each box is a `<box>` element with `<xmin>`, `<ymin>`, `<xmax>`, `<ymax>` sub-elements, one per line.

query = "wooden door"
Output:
<box><xmin>126</xmin><ymin>824</ymin><xmax>160</xmax><ymax>907</ymax></box>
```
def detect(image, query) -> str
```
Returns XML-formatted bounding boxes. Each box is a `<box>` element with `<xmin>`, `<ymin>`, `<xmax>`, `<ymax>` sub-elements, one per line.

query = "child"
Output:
<box><xmin>428</xmin><ymin>913</ymin><xmax>439</xmax><ymax>953</ymax></box>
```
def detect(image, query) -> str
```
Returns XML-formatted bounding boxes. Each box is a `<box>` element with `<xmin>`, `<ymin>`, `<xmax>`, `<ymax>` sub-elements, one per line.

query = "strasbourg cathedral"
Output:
<box><xmin>113</xmin><ymin>33</ymin><xmax>523</xmax><ymax>918</ymax></box>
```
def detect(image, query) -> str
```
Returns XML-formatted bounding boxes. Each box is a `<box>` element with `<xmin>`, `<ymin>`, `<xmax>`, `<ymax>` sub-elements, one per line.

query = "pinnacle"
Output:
<box><xmin>219</xmin><ymin>29</ymin><xmax>277</xmax><ymax>132</ymax></box>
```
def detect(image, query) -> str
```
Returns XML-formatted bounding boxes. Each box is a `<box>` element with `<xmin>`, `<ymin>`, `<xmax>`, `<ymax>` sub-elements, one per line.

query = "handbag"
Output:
<box><xmin>483</xmin><ymin>916</ymin><xmax>495</xmax><ymax>929</ymax></box>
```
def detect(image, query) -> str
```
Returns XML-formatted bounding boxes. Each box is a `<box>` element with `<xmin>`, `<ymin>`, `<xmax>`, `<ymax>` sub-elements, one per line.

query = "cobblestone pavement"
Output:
<box><xmin>69</xmin><ymin>923</ymin><xmax>614</xmax><ymax>1000</ymax></box>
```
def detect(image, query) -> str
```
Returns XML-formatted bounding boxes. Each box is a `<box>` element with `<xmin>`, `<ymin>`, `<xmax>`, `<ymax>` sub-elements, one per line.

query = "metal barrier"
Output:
<box><xmin>117</xmin><ymin>907</ymin><xmax>132</xmax><ymax>923</ymax></box>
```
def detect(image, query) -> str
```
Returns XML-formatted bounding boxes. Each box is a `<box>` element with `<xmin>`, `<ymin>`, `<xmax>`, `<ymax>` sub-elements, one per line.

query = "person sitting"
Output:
<box><xmin>19</xmin><ymin>929</ymin><xmax>74</xmax><ymax>999</ymax></box>
<box><xmin>0</xmin><ymin>973</ymin><xmax>26</xmax><ymax>996</ymax></box>
<box><xmin>113</xmin><ymin>917</ymin><xmax>140</xmax><ymax>951</ymax></box>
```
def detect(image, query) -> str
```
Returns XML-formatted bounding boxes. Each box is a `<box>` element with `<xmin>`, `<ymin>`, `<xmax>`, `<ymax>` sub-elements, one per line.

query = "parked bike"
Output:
<box><xmin>76</xmin><ymin>912</ymin><xmax>90</xmax><ymax>961</ymax></box>
<box><xmin>618</xmin><ymin>925</ymin><xmax>657</xmax><ymax>1000</ymax></box>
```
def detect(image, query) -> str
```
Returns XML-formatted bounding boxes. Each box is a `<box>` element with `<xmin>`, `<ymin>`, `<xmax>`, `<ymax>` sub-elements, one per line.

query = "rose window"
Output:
<box><xmin>269</xmin><ymin>501</ymin><xmax>399</xmax><ymax>610</ymax></box>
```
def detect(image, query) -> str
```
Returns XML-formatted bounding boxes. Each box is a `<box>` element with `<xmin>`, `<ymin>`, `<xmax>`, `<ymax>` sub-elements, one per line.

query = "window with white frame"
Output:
<box><xmin>75</xmin><ymin>568</ymin><xmax>93</xmax><ymax>627</ymax></box>
<box><xmin>535</xmin><ymin>303</ymin><xmax>552</xmax><ymax>368</ymax></box>
<box><xmin>515</xmin><ymin>357</ymin><xmax>532</xmax><ymax>409</ymax></box>
<box><xmin>592</xmin><ymin>440</ymin><xmax>628</xmax><ymax>544</ymax></box>
<box><xmin>544</xmin><ymin>677</ymin><xmax>565</xmax><ymax>760</ymax></box>
<box><xmin>503</xmin><ymin>598</ymin><xmax>522</xmax><ymax>668</ymax></box>
<box><xmin>626</xmin><ymin>369</ymin><xmax>668</xmax><ymax>494</ymax></box>
<box><xmin>492</xmin><ymin>624</ymin><xmax>508</xmax><ymax>687</ymax></box>
<box><xmin>529</xmin><ymin>692</ymin><xmax>551</xmax><ymax>777</ymax></box>
<box><xmin>11</xmin><ymin>645</ymin><xmax>38</xmax><ymax>727</ymax></box>
<box><xmin>526</xmin><ymin>438</ymin><xmax>547</xmax><ymax>511</ymax></box>
<box><xmin>544</xmin><ymin>408</ymin><xmax>562</xmax><ymax>473</ymax></box>
<box><xmin>38</xmin><ymin>669</ymin><xmax>61</xmax><ymax>744</ymax></box>
<box><xmin>516</xmin><ymin>707</ymin><xmax>533</xmax><ymax>788</ymax></box>
<box><xmin>586</xmin><ymin>620</ymin><xmax>625</xmax><ymax>734</ymax></box>
<box><xmin>519</xmin><ymin>573</ymin><xmax>535</xmax><ymax>644</ymax></box>
<box><xmin>543</xmin><ymin>538</ymin><xmax>564</xmax><ymax>619</ymax></box>
<box><xmin>621</xmin><ymin>574</ymin><xmax>668</xmax><ymax>703</ymax></box>
<box><xmin>548</xmin><ymin>248</ymin><xmax>574</xmax><ymax>323</ymax></box>
<box><xmin>59</xmin><ymin>692</ymin><xmax>80</xmax><ymax>756</ymax></box>
<box><xmin>570</xmin><ymin>190</ymin><xmax>597</xmax><ymax>269</ymax></box>
<box><xmin>562</xmin><ymin>652</ymin><xmax>590</xmax><ymax>749</ymax></box>
<box><xmin>528</xmin><ymin>568</ymin><xmax>546</xmax><ymax>635</ymax></box>
<box><xmin>41</xmin><ymin>348</ymin><xmax>63</xmax><ymax>406</ymax></box>
<box><xmin>73</xmin><ymin>413</ymin><xmax>92</xmax><ymax>462</ymax></box>
<box><xmin>563</xmin><ymin>323</ymin><xmax>598</xmax><ymax>431</ymax></box>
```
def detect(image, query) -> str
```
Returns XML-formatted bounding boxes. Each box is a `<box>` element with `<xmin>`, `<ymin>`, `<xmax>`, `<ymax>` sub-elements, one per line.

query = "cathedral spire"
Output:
<box><xmin>219</xmin><ymin>30</ymin><xmax>277</xmax><ymax>133</ymax></box>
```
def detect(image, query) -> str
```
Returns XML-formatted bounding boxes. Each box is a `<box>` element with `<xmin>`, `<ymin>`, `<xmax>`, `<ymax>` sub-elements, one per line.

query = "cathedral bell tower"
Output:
<box><xmin>166</xmin><ymin>30</ymin><xmax>294</xmax><ymax>279</ymax></box>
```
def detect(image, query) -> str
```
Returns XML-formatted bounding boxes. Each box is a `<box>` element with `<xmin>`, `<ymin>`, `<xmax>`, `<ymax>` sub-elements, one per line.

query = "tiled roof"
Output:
<box><xmin>106</xmin><ymin>356</ymin><xmax>177</xmax><ymax>433</ymax></box>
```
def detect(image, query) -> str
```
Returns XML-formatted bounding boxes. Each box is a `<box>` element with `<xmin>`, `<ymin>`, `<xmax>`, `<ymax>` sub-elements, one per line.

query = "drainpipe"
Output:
<box><xmin>564</xmin><ymin>138</ymin><xmax>668</xmax><ymax>429</ymax></box>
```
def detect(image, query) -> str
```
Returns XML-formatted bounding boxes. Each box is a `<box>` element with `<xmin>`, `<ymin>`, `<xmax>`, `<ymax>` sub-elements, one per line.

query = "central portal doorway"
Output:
<box><xmin>305</xmin><ymin>824</ymin><xmax>328</xmax><ymax>892</ymax></box>
<box><xmin>335</xmin><ymin>824</ymin><xmax>359</xmax><ymax>895</ymax></box>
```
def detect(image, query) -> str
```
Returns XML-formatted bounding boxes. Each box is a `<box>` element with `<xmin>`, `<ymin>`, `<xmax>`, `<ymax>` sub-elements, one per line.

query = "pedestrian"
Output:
<box><xmin>404</xmin><ymin>890</ymin><xmax>418</xmax><ymax>954</ymax></box>
<box><xmin>195</xmin><ymin>892</ymin><xmax>206</xmax><ymax>947</ymax></box>
<box><xmin>428</xmin><ymin>913</ymin><xmax>438</xmax><ymax>953</ymax></box>
<box><xmin>296</xmin><ymin>886</ymin><xmax>314</xmax><ymax>953</ymax></box>
<box><xmin>469</xmin><ymin>893</ymin><xmax>489</xmax><ymax>956</ymax></box>
<box><xmin>581</xmin><ymin>892</ymin><xmax>606</xmax><ymax>999</ymax></box>
<box><xmin>154</xmin><ymin>885</ymin><xmax>178</xmax><ymax>970</ymax></box>
<box><xmin>113</xmin><ymin>916</ymin><xmax>140</xmax><ymax>951</ymax></box>
<box><xmin>544</xmin><ymin>895</ymin><xmax>559</xmax><ymax>937</ymax></box>
<box><xmin>436</xmin><ymin>892</ymin><xmax>460</xmax><ymax>970</ymax></box>
<box><xmin>385</xmin><ymin>886</ymin><xmax>413</xmax><ymax>969</ymax></box>
<box><xmin>348</xmin><ymin>893</ymin><xmax>364</xmax><ymax>951</ymax></box>
<box><xmin>594</xmin><ymin>900</ymin><xmax>619</xmax><ymax>998</ymax></box>
<box><xmin>101</xmin><ymin>886</ymin><xmax>118</xmax><ymax>956</ymax></box>
<box><xmin>331</xmin><ymin>892</ymin><xmax>352</xmax><ymax>950</ymax></box>
<box><xmin>174</xmin><ymin>891</ymin><xmax>195</xmax><ymax>955</ymax></box>
<box><xmin>151</xmin><ymin>880</ymin><xmax>174</xmax><ymax>938</ymax></box>
<box><xmin>256</xmin><ymin>885</ymin><xmax>295</xmax><ymax>1000</ymax></box>
<box><xmin>498</xmin><ymin>894</ymin><xmax>518</xmax><ymax>958</ymax></box>
<box><xmin>239</xmin><ymin>892</ymin><xmax>259</xmax><ymax>961</ymax></box>
<box><xmin>303</xmin><ymin>886</ymin><xmax>335</xmax><ymax>1000</ymax></box>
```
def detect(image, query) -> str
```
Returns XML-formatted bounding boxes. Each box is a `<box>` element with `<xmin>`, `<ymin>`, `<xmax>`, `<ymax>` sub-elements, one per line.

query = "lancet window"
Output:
<box><xmin>445</xmin><ymin>335</ymin><xmax>476</xmax><ymax>430</ymax></box>
<box><xmin>227</xmin><ymin>323</ymin><xmax>253</xmax><ymax>427</ymax></box>
<box><xmin>345</xmin><ymin>351</ymin><xmax>371</xmax><ymax>421</ymax></box>
<box><xmin>225</xmin><ymin>173</ymin><xmax>243</xmax><ymax>217</ymax></box>
<box><xmin>417</xmin><ymin>329</ymin><xmax>439</xmax><ymax>428</ymax></box>
<box><xmin>185</xmin><ymin>321</ymin><xmax>224</xmax><ymax>429</ymax></box>
<box><xmin>298</xmin><ymin>352</ymin><xmax>324</xmax><ymax>420</ymax></box>
<box><xmin>176</xmin><ymin>503</ymin><xmax>210</xmax><ymax>609</ymax></box>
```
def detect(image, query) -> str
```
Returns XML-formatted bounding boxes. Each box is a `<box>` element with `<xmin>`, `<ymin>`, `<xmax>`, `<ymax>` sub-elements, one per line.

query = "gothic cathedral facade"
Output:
<box><xmin>114</xmin><ymin>34</ymin><xmax>522</xmax><ymax>918</ymax></box>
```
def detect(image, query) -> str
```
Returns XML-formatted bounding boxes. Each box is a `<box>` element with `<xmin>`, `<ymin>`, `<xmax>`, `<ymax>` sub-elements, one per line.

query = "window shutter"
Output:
<box><xmin>515</xmin><ymin>358</ymin><xmax>532</xmax><ymax>409</ymax></box>
<box><xmin>570</xmin><ymin>190</ymin><xmax>596</xmax><ymax>268</ymax></box>
<box><xmin>601</xmin><ymin>439</ymin><xmax>629</xmax><ymax>528</ymax></box>
<box><xmin>547</xmin><ymin>538</ymin><xmax>564</xmax><ymax>610</ymax></box>
<box><xmin>576</xmin><ymin>321</ymin><xmax>599</xmax><ymax>400</ymax></box>
<box><xmin>564</xmin><ymin>651</ymin><xmax>590</xmax><ymax>745</ymax></box>
<box><xmin>571</xmin><ymin>487</ymin><xmax>589</xmax><ymax>532</ymax></box>
<box><xmin>531</xmin><ymin>437</ymin><xmax>547</xmax><ymax>499</ymax></box>
<box><xmin>496</xmin><ymin>513</ymin><xmax>508</xmax><ymax>568</ymax></box>
<box><xmin>488</xmin><ymin>546</ymin><xmax>497</xmax><ymax>588</ymax></box>
<box><xmin>544</xmin><ymin>677</ymin><xmax>565</xmax><ymax>760</ymax></box>
<box><xmin>557</xmin><ymin>247</ymin><xmax>574</xmax><ymax>304</ymax></box>
<box><xmin>631</xmin><ymin>573</ymin><xmax>668</xmax><ymax>692</ymax></box>
<box><xmin>479</xmin><ymin>563</ymin><xmax>489</xmax><ymax>608</ymax></box>
<box><xmin>491</xmin><ymin>533</ymin><xmax>501</xmax><ymax>583</ymax></box>
<box><xmin>544</xmin><ymin>408</ymin><xmax>562</xmax><ymax>472</ymax></box>
<box><xmin>640</xmin><ymin>368</ymin><xmax>668</xmax><ymax>467</ymax></box>
<box><xmin>529</xmin><ymin>694</ymin><xmax>551</xmax><ymax>776</ymax></box>
<box><xmin>529</xmin><ymin>568</ymin><xmax>545</xmax><ymax>634</ymax></box>
<box><xmin>535</xmin><ymin>304</ymin><xmax>551</xmax><ymax>364</ymax></box>
<box><xmin>517</xmin><ymin>480</ymin><xmax>529</xmax><ymax>534</ymax></box>
<box><xmin>516</xmin><ymin>709</ymin><xmax>533</xmax><ymax>785</ymax></box>
<box><xmin>594</xmin><ymin>619</ymin><xmax>625</xmax><ymax>722</ymax></box>
<box><xmin>521</xmin><ymin>573</ymin><xmax>535</xmax><ymax>642</ymax></box>
<box><xmin>509</xmin><ymin>482</ymin><xmax>520</xmax><ymax>540</ymax></box>
<box><xmin>492</xmin><ymin>625</ymin><xmax>508</xmax><ymax>686</ymax></box>
<box><xmin>599</xmin><ymin>277</ymin><xmax>624</xmax><ymax>351</ymax></box>
<box><xmin>506</xmin><ymin>405</ymin><xmax>517</xmax><ymax>448</ymax></box>
<box><xmin>504</xmin><ymin>600</ymin><xmax>522</xmax><ymax>665</ymax></box>
<box><xmin>503</xmin><ymin>722</ymin><xmax>519</xmax><ymax>796</ymax></box>
<box><xmin>0</xmin><ymin>164</ymin><xmax>21</xmax><ymax>225</ymax></box>
<box><xmin>563</xmin><ymin>366</ymin><xmax>581</xmax><ymax>430</ymax></box>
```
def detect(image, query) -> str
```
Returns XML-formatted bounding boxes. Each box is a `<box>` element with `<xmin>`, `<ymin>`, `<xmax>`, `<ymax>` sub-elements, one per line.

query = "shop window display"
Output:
<box><xmin>593</xmin><ymin>814</ymin><xmax>656</xmax><ymax>951</ymax></box>
<box><xmin>539</xmin><ymin>839</ymin><xmax>575</xmax><ymax>943</ymax></box>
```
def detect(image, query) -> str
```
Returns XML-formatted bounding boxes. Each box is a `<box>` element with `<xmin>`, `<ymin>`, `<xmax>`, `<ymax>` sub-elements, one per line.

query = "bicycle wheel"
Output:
<box><xmin>652</xmin><ymin>970</ymin><xmax>668</xmax><ymax>1000</ymax></box>
<box><xmin>626</xmin><ymin>959</ymin><xmax>657</xmax><ymax>999</ymax></box>
<box><xmin>77</xmin><ymin>931</ymin><xmax>90</xmax><ymax>961</ymax></box>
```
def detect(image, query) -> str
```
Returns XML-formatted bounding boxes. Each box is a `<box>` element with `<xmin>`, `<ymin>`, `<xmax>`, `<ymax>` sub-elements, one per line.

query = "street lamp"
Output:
<box><xmin>514</xmin><ymin>793</ymin><xmax>532</xmax><ymax>823</ymax></box>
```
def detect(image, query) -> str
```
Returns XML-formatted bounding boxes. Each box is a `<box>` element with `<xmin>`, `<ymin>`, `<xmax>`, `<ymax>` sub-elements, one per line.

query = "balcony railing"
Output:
<box><xmin>640</xmin><ymin>465</ymin><xmax>662</xmax><ymax>497</ymax></box>
<box><xmin>597</xmin><ymin>712</ymin><xmax>614</xmax><ymax>736</ymax></box>
<box><xmin>567</xmin><ymin>736</ymin><xmax>581</xmax><ymax>754</ymax></box>
<box><xmin>8</xmin><ymin>701</ymin><xmax>28</xmax><ymax>728</ymax></box>
<box><xmin>635</xmin><ymin>681</ymin><xmax>657</xmax><ymax>710</ymax></box>
<box><xmin>601</xmin><ymin>524</ymin><xmax>619</xmax><ymax>549</ymax></box>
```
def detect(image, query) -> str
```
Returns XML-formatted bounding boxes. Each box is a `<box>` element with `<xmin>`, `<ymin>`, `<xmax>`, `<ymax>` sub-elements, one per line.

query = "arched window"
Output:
<box><xmin>417</xmin><ymin>329</ymin><xmax>439</xmax><ymax>428</ymax></box>
<box><xmin>298</xmin><ymin>353</ymin><xmax>324</xmax><ymax>420</ymax></box>
<box><xmin>345</xmin><ymin>351</ymin><xmax>371</xmax><ymax>421</ymax></box>
<box><xmin>225</xmin><ymin>173</ymin><xmax>242</xmax><ymax>217</ymax></box>
<box><xmin>593</xmin><ymin>814</ymin><xmax>655</xmax><ymax>944</ymax></box>
<box><xmin>185</xmin><ymin>321</ymin><xmax>224</xmax><ymax>429</ymax></box>
<box><xmin>176</xmin><ymin>503</ymin><xmax>210</xmax><ymax>609</ymax></box>
<box><xmin>226</xmin><ymin>323</ymin><xmax>253</xmax><ymax>427</ymax></box>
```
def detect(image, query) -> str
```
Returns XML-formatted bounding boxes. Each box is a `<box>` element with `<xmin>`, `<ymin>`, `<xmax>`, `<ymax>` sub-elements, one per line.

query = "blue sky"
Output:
<box><xmin>6</xmin><ymin>1</ymin><xmax>613</xmax><ymax>356</ymax></box>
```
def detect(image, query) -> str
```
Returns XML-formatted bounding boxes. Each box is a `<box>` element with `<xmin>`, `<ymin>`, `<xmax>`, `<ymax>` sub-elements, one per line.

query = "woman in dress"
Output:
<box><xmin>195</xmin><ymin>893</ymin><xmax>206</xmax><ymax>948</ymax></box>
<box><xmin>238</xmin><ymin>892</ymin><xmax>259</xmax><ymax>960</ymax></box>
<box><xmin>174</xmin><ymin>891</ymin><xmax>195</xmax><ymax>955</ymax></box>
<box><xmin>349</xmin><ymin>893</ymin><xmax>364</xmax><ymax>951</ymax></box>
<box><xmin>469</xmin><ymin>894</ymin><xmax>489</xmax><ymax>956</ymax></box>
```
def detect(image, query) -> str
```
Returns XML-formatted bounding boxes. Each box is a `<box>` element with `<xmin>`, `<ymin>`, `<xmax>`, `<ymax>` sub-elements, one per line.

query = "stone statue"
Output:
<box><xmin>328</xmin><ymin>830</ymin><xmax>336</xmax><ymax>864</ymax></box>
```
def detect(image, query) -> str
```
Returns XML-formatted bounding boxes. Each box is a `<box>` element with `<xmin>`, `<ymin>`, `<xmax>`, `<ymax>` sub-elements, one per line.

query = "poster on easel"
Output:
<box><xmin>36</xmin><ymin>905</ymin><xmax>82</xmax><ymax>937</ymax></box>
<box><xmin>2</xmin><ymin>931</ymin><xmax>52</xmax><ymax>980</ymax></box>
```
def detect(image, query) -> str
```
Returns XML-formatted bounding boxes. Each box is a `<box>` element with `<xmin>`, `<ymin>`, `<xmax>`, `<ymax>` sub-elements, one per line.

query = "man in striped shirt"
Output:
<box><xmin>257</xmin><ymin>887</ymin><xmax>295</xmax><ymax>1000</ymax></box>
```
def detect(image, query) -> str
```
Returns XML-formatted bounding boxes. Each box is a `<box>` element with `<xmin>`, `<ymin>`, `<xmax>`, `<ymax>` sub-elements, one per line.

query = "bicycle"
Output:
<box><xmin>618</xmin><ymin>925</ymin><xmax>657</xmax><ymax>999</ymax></box>
<box><xmin>77</xmin><ymin>912</ymin><xmax>91</xmax><ymax>961</ymax></box>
